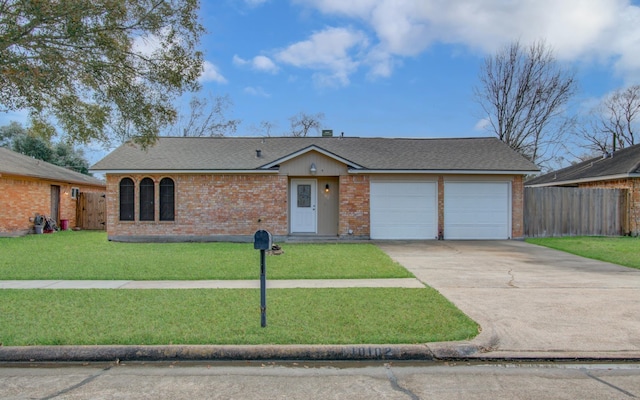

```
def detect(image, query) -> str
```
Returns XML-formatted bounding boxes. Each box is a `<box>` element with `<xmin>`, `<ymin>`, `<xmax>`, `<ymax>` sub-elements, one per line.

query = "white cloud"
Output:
<box><xmin>233</xmin><ymin>54</ymin><xmax>279</xmax><ymax>73</ymax></box>
<box><xmin>199</xmin><ymin>61</ymin><xmax>228</xmax><ymax>84</ymax></box>
<box><xmin>234</xmin><ymin>54</ymin><xmax>279</xmax><ymax>73</ymax></box>
<box><xmin>232</xmin><ymin>55</ymin><xmax>249</xmax><ymax>66</ymax></box>
<box><xmin>293</xmin><ymin>0</ymin><xmax>640</xmax><ymax>82</ymax></box>
<box><xmin>244</xmin><ymin>86</ymin><xmax>271</xmax><ymax>97</ymax></box>
<box><xmin>275</xmin><ymin>27</ymin><xmax>368</xmax><ymax>87</ymax></box>
<box><xmin>474</xmin><ymin>117</ymin><xmax>491</xmax><ymax>131</ymax></box>
<box><xmin>253</xmin><ymin>55</ymin><xmax>279</xmax><ymax>73</ymax></box>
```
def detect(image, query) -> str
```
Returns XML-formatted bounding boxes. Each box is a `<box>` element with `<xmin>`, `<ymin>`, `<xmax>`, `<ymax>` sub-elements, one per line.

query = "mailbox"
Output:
<box><xmin>254</xmin><ymin>230</ymin><xmax>272</xmax><ymax>251</ymax></box>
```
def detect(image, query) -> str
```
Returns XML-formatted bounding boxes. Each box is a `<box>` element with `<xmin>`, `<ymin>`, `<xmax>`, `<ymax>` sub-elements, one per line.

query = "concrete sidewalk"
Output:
<box><xmin>0</xmin><ymin>278</ymin><xmax>425</xmax><ymax>289</ymax></box>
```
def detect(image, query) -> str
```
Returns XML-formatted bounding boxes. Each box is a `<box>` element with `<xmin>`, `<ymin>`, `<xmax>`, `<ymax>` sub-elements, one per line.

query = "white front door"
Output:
<box><xmin>291</xmin><ymin>179</ymin><xmax>317</xmax><ymax>233</ymax></box>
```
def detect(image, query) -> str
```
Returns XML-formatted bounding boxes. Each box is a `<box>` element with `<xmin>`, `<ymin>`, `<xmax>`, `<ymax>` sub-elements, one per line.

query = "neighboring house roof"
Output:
<box><xmin>526</xmin><ymin>143</ymin><xmax>640</xmax><ymax>187</ymax></box>
<box><xmin>91</xmin><ymin>136</ymin><xmax>539</xmax><ymax>174</ymax></box>
<box><xmin>0</xmin><ymin>147</ymin><xmax>105</xmax><ymax>187</ymax></box>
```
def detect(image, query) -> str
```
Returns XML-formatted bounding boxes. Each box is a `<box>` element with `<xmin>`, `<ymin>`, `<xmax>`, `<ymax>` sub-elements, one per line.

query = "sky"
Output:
<box><xmin>3</xmin><ymin>0</ymin><xmax>640</xmax><ymax>166</ymax></box>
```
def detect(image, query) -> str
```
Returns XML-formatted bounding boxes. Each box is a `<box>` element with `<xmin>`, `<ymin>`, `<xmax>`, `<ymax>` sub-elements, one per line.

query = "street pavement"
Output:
<box><xmin>2</xmin><ymin>362</ymin><xmax>640</xmax><ymax>399</ymax></box>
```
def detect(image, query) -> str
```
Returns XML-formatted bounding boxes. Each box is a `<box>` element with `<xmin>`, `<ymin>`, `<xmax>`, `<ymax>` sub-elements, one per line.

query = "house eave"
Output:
<box><xmin>526</xmin><ymin>173</ymin><xmax>640</xmax><ymax>187</ymax></box>
<box><xmin>90</xmin><ymin>169</ymin><xmax>280</xmax><ymax>175</ymax></box>
<box><xmin>348</xmin><ymin>169</ymin><xmax>539</xmax><ymax>175</ymax></box>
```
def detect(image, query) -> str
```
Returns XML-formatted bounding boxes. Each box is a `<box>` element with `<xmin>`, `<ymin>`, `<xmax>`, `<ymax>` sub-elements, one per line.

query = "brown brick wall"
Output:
<box><xmin>107</xmin><ymin>174</ymin><xmax>288</xmax><ymax>238</ymax></box>
<box><xmin>104</xmin><ymin>172</ymin><xmax>527</xmax><ymax>240</ymax></box>
<box><xmin>578</xmin><ymin>178</ymin><xmax>640</xmax><ymax>235</ymax></box>
<box><xmin>0</xmin><ymin>175</ymin><xmax>104</xmax><ymax>235</ymax></box>
<box><xmin>511</xmin><ymin>175</ymin><xmax>524</xmax><ymax>239</ymax></box>
<box><xmin>338</xmin><ymin>175</ymin><xmax>370</xmax><ymax>237</ymax></box>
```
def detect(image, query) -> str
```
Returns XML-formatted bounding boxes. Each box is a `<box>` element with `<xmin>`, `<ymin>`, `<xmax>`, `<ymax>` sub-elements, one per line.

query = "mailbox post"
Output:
<box><xmin>254</xmin><ymin>230</ymin><xmax>272</xmax><ymax>328</ymax></box>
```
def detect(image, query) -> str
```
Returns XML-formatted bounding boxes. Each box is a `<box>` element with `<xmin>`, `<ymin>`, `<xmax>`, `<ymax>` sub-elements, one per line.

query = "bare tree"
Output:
<box><xmin>474</xmin><ymin>40</ymin><xmax>577</xmax><ymax>166</ymax></box>
<box><xmin>165</xmin><ymin>94</ymin><xmax>241</xmax><ymax>137</ymax></box>
<box><xmin>288</xmin><ymin>112</ymin><xmax>325</xmax><ymax>137</ymax></box>
<box><xmin>579</xmin><ymin>85</ymin><xmax>640</xmax><ymax>153</ymax></box>
<box><xmin>250</xmin><ymin>120</ymin><xmax>278</xmax><ymax>137</ymax></box>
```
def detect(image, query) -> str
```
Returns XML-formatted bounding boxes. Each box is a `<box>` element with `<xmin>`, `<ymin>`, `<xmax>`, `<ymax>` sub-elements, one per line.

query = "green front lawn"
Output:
<box><xmin>526</xmin><ymin>236</ymin><xmax>640</xmax><ymax>270</ymax></box>
<box><xmin>0</xmin><ymin>231</ymin><xmax>412</xmax><ymax>280</ymax></box>
<box><xmin>0</xmin><ymin>231</ymin><xmax>481</xmax><ymax>346</ymax></box>
<box><xmin>0</xmin><ymin>288</ymin><xmax>478</xmax><ymax>346</ymax></box>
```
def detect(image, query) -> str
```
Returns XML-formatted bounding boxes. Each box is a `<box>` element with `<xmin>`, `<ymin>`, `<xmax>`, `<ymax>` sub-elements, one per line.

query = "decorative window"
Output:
<box><xmin>119</xmin><ymin>178</ymin><xmax>134</xmax><ymax>221</ymax></box>
<box><xmin>159</xmin><ymin>178</ymin><xmax>175</xmax><ymax>221</ymax></box>
<box><xmin>139</xmin><ymin>178</ymin><xmax>155</xmax><ymax>221</ymax></box>
<box><xmin>297</xmin><ymin>184</ymin><xmax>311</xmax><ymax>207</ymax></box>
<box><xmin>71</xmin><ymin>187</ymin><xmax>80</xmax><ymax>199</ymax></box>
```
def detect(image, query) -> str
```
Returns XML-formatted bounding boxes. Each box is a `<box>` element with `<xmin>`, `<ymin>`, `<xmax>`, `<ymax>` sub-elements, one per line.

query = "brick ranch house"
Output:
<box><xmin>0</xmin><ymin>147</ymin><xmax>106</xmax><ymax>236</ymax></box>
<box><xmin>90</xmin><ymin>136</ymin><xmax>539</xmax><ymax>242</ymax></box>
<box><xmin>526</xmin><ymin>143</ymin><xmax>640</xmax><ymax>235</ymax></box>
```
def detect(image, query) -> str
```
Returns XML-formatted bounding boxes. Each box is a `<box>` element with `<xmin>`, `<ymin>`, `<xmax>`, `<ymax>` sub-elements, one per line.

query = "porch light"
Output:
<box><xmin>325</xmin><ymin>184</ymin><xmax>330</xmax><ymax>193</ymax></box>
<box><xmin>310</xmin><ymin>163</ymin><xmax>317</xmax><ymax>174</ymax></box>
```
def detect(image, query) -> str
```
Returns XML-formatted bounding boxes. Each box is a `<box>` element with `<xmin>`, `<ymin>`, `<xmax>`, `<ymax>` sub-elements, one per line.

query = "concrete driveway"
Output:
<box><xmin>376</xmin><ymin>240</ymin><xmax>640</xmax><ymax>358</ymax></box>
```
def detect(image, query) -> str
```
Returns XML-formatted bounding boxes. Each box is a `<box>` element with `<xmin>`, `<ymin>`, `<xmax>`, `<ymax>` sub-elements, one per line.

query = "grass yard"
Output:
<box><xmin>0</xmin><ymin>288</ymin><xmax>478</xmax><ymax>346</ymax></box>
<box><xmin>526</xmin><ymin>236</ymin><xmax>640</xmax><ymax>270</ymax></box>
<box><xmin>0</xmin><ymin>231</ymin><xmax>481</xmax><ymax>346</ymax></box>
<box><xmin>0</xmin><ymin>231</ymin><xmax>412</xmax><ymax>280</ymax></box>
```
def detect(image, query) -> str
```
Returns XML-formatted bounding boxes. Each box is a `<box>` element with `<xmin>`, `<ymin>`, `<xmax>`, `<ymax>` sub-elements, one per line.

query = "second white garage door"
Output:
<box><xmin>370</xmin><ymin>181</ymin><xmax>437</xmax><ymax>239</ymax></box>
<box><xmin>444</xmin><ymin>182</ymin><xmax>511</xmax><ymax>239</ymax></box>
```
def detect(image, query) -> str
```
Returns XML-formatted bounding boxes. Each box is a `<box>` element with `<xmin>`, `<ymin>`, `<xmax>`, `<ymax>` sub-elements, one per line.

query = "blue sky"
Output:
<box><xmin>3</xmin><ymin>0</ymin><xmax>640</xmax><ymax>165</ymax></box>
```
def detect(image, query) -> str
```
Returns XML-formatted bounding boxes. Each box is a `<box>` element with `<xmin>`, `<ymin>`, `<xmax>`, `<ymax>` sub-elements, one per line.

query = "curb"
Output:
<box><xmin>0</xmin><ymin>344</ymin><xmax>457</xmax><ymax>363</ymax></box>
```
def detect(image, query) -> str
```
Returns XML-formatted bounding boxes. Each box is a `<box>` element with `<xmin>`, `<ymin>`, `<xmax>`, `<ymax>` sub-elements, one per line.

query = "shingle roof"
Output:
<box><xmin>0</xmin><ymin>147</ymin><xmax>105</xmax><ymax>187</ymax></box>
<box><xmin>91</xmin><ymin>136</ymin><xmax>539</xmax><ymax>173</ymax></box>
<box><xmin>526</xmin><ymin>143</ymin><xmax>640</xmax><ymax>186</ymax></box>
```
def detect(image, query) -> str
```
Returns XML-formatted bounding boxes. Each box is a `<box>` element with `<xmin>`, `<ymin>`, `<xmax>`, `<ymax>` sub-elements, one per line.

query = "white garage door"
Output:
<box><xmin>444</xmin><ymin>182</ymin><xmax>511</xmax><ymax>239</ymax></box>
<box><xmin>370</xmin><ymin>181</ymin><xmax>437</xmax><ymax>239</ymax></box>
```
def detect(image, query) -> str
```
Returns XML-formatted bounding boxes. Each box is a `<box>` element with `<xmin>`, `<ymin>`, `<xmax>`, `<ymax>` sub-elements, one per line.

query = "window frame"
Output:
<box><xmin>159</xmin><ymin>177</ymin><xmax>175</xmax><ymax>221</ymax></box>
<box><xmin>139</xmin><ymin>177</ymin><xmax>155</xmax><ymax>221</ymax></box>
<box><xmin>119</xmin><ymin>178</ymin><xmax>135</xmax><ymax>221</ymax></box>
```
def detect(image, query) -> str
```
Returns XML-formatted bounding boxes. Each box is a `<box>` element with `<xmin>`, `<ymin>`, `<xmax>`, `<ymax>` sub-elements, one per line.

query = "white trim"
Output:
<box><xmin>526</xmin><ymin>173</ymin><xmax>640</xmax><ymax>187</ymax></box>
<box><xmin>349</xmin><ymin>169</ymin><xmax>537</xmax><ymax>175</ymax></box>
<box><xmin>261</xmin><ymin>145</ymin><xmax>363</xmax><ymax>169</ymax></box>
<box><xmin>89</xmin><ymin>169</ymin><xmax>280</xmax><ymax>175</ymax></box>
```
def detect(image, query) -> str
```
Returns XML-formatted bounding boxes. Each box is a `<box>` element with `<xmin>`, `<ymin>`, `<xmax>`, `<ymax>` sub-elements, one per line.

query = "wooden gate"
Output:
<box><xmin>76</xmin><ymin>192</ymin><xmax>106</xmax><ymax>230</ymax></box>
<box><xmin>524</xmin><ymin>187</ymin><xmax>629</xmax><ymax>237</ymax></box>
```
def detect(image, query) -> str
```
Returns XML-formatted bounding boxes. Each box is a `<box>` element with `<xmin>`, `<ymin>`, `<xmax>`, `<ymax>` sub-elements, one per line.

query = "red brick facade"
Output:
<box><xmin>107</xmin><ymin>174</ymin><xmax>289</xmax><ymax>239</ymax></box>
<box><xmin>0</xmin><ymin>175</ymin><xmax>105</xmax><ymax>236</ymax></box>
<box><xmin>338</xmin><ymin>175</ymin><xmax>370</xmax><ymax>237</ymax></box>
<box><xmin>511</xmin><ymin>175</ymin><xmax>525</xmax><ymax>239</ymax></box>
<box><xmin>105</xmin><ymin>172</ymin><xmax>526</xmax><ymax>241</ymax></box>
<box><xmin>578</xmin><ymin>178</ymin><xmax>640</xmax><ymax>235</ymax></box>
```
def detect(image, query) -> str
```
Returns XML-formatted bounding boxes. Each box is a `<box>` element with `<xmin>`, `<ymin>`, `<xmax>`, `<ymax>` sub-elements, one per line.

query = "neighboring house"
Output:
<box><xmin>90</xmin><ymin>136</ymin><xmax>539</xmax><ymax>242</ymax></box>
<box><xmin>0</xmin><ymin>147</ymin><xmax>106</xmax><ymax>236</ymax></box>
<box><xmin>526</xmin><ymin>143</ymin><xmax>640</xmax><ymax>235</ymax></box>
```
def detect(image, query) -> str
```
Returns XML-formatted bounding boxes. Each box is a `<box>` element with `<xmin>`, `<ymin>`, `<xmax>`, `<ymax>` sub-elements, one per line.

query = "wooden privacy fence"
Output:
<box><xmin>76</xmin><ymin>192</ymin><xmax>106</xmax><ymax>230</ymax></box>
<box><xmin>524</xmin><ymin>187</ymin><xmax>629</xmax><ymax>237</ymax></box>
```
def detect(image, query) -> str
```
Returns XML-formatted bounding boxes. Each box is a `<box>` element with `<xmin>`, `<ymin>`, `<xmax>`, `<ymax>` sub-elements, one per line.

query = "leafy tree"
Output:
<box><xmin>0</xmin><ymin>0</ymin><xmax>204</xmax><ymax>148</ymax></box>
<box><xmin>474</xmin><ymin>40</ymin><xmax>577</xmax><ymax>166</ymax></box>
<box><xmin>579</xmin><ymin>85</ymin><xmax>640</xmax><ymax>153</ymax></box>
<box><xmin>0</xmin><ymin>122</ymin><xmax>90</xmax><ymax>174</ymax></box>
<box><xmin>0</xmin><ymin>120</ymin><xmax>25</xmax><ymax>147</ymax></box>
<box><xmin>164</xmin><ymin>94</ymin><xmax>241</xmax><ymax>137</ymax></box>
<box><xmin>288</xmin><ymin>112</ymin><xmax>325</xmax><ymax>137</ymax></box>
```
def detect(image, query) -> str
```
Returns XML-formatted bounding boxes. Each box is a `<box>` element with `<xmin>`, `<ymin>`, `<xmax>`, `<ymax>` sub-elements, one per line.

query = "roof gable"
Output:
<box><xmin>260</xmin><ymin>145</ymin><xmax>363</xmax><ymax>169</ymax></box>
<box><xmin>91</xmin><ymin>136</ymin><xmax>539</xmax><ymax>174</ymax></box>
<box><xmin>0</xmin><ymin>147</ymin><xmax>105</xmax><ymax>187</ymax></box>
<box><xmin>526</xmin><ymin>143</ymin><xmax>640</xmax><ymax>186</ymax></box>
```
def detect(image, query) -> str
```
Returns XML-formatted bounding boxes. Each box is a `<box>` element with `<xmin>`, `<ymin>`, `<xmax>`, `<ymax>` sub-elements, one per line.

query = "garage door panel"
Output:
<box><xmin>445</xmin><ymin>182</ymin><xmax>510</xmax><ymax>240</ymax></box>
<box><xmin>370</xmin><ymin>181</ymin><xmax>437</xmax><ymax>240</ymax></box>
